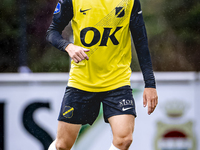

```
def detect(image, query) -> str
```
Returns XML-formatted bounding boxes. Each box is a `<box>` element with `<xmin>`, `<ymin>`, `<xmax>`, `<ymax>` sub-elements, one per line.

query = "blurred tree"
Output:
<box><xmin>24</xmin><ymin>0</ymin><xmax>71</xmax><ymax>72</ymax></box>
<box><xmin>163</xmin><ymin>0</ymin><xmax>200</xmax><ymax>71</ymax></box>
<box><xmin>0</xmin><ymin>0</ymin><xmax>71</xmax><ymax>72</ymax></box>
<box><xmin>0</xmin><ymin>0</ymin><xmax>199</xmax><ymax>72</ymax></box>
<box><xmin>0</xmin><ymin>1</ymin><xmax>19</xmax><ymax>72</ymax></box>
<box><xmin>142</xmin><ymin>0</ymin><xmax>200</xmax><ymax>71</ymax></box>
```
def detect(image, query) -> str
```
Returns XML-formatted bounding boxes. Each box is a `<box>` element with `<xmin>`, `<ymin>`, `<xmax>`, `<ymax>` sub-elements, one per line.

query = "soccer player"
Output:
<box><xmin>46</xmin><ymin>0</ymin><xmax>158</xmax><ymax>149</ymax></box>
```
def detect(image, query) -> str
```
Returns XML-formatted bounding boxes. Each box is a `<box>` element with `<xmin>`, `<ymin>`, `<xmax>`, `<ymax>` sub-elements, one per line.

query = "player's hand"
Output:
<box><xmin>65</xmin><ymin>43</ymin><xmax>89</xmax><ymax>63</ymax></box>
<box><xmin>143</xmin><ymin>88</ymin><xmax>158</xmax><ymax>115</ymax></box>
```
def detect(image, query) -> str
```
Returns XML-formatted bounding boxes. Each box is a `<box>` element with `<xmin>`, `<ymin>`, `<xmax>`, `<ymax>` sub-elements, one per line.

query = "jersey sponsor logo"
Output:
<box><xmin>80</xmin><ymin>8</ymin><xmax>91</xmax><ymax>15</ymax></box>
<box><xmin>54</xmin><ymin>2</ymin><xmax>61</xmax><ymax>14</ymax></box>
<box><xmin>115</xmin><ymin>7</ymin><xmax>125</xmax><ymax>18</ymax></box>
<box><xmin>122</xmin><ymin>107</ymin><xmax>133</xmax><ymax>111</ymax></box>
<box><xmin>62</xmin><ymin>106</ymin><xmax>74</xmax><ymax>118</ymax></box>
<box><xmin>80</xmin><ymin>27</ymin><xmax>122</xmax><ymax>47</ymax></box>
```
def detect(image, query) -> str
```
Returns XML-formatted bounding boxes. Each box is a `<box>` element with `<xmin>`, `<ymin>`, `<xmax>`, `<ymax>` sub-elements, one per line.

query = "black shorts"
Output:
<box><xmin>58</xmin><ymin>85</ymin><xmax>137</xmax><ymax>125</ymax></box>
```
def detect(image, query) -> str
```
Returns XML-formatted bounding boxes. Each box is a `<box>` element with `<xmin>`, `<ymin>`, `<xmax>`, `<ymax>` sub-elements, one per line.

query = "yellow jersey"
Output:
<box><xmin>68</xmin><ymin>0</ymin><xmax>134</xmax><ymax>92</ymax></box>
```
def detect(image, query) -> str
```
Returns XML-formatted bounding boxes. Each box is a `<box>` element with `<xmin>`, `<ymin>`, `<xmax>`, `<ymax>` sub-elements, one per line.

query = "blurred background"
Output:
<box><xmin>0</xmin><ymin>0</ymin><xmax>199</xmax><ymax>73</ymax></box>
<box><xmin>0</xmin><ymin>0</ymin><xmax>200</xmax><ymax>150</ymax></box>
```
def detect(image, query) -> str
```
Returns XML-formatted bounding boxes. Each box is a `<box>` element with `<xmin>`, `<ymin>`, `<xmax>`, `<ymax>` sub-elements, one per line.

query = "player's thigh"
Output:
<box><xmin>56</xmin><ymin>121</ymin><xmax>81</xmax><ymax>148</ymax></box>
<box><xmin>58</xmin><ymin>86</ymin><xmax>101</xmax><ymax>125</ymax></box>
<box><xmin>108</xmin><ymin>114</ymin><xmax>135</xmax><ymax>138</ymax></box>
<box><xmin>102</xmin><ymin>86</ymin><xmax>136</xmax><ymax>123</ymax></box>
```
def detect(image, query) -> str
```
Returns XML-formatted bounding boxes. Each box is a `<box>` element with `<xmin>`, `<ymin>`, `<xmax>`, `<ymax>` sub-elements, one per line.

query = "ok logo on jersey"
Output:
<box><xmin>80</xmin><ymin>27</ymin><xmax>122</xmax><ymax>47</ymax></box>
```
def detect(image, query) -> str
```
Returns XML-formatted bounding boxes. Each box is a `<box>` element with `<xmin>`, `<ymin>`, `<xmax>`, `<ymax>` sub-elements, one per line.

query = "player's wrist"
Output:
<box><xmin>65</xmin><ymin>43</ymin><xmax>74</xmax><ymax>53</ymax></box>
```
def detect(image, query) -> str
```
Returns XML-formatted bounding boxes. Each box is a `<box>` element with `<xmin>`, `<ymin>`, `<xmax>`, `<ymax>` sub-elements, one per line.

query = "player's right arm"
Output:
<box><xmin>46</xmin><ymin>0</ymin><xmax>89</xmax><ymax>63</ymax></box>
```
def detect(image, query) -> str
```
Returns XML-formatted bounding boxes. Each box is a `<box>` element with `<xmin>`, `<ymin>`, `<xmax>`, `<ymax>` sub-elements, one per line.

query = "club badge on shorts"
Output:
<box><xmin>62</xmin><ymin>106</ymin><xmax>74</xmax><ymax>118</ymax></box>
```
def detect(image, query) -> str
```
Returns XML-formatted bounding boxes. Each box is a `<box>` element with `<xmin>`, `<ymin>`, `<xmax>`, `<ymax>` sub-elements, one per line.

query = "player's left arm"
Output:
<box><xmin>129</xmin><ymin>0</ymin><xmax>158</xmax><ymax>115</ymax></box>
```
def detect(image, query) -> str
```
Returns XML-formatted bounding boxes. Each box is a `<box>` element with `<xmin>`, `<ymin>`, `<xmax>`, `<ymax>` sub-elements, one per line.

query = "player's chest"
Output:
<box><xmin>72</xmin><ymin>0</ymin><xmax>134</xmax><ymax>25</ymax></box>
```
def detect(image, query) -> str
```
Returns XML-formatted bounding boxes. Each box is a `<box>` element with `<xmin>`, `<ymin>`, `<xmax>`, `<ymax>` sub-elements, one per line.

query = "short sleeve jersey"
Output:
<box><xmin>68</xmin><ymin>0</ymin><xmax>134</xmax><ymax>92</ymax></box>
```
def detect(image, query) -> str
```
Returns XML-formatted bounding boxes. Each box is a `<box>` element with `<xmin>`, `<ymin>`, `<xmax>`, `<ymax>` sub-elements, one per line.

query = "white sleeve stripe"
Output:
<box><xmin>138</xmin><ymin>10</ymin><xmax>142</xmax><ymax>14</ymax></box>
